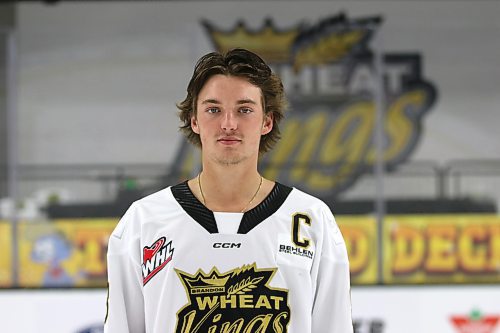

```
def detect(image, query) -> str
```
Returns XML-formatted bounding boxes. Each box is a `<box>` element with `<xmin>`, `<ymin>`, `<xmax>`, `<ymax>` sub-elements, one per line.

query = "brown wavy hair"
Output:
<box><xmin>177</xmin><ymin>48</ymin><xmax>287</xmax><ymax>154</ymax></box>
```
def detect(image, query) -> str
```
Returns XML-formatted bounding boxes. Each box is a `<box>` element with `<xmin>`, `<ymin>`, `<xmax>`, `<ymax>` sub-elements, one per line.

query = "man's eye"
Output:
<box><xmin>207</xmin><ymin>107</ymin><xmax>219</xmax><ymax>113</ymax></box>
<box><xmin>239</xmin><ymin>108</ymin><xmax>253</xmax><ymax>114</ymax></box>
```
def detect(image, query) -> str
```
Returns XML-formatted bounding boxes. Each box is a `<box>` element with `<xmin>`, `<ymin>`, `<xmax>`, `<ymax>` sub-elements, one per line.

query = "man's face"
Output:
<box><xmin>191</xmin><ymin>74</ymin><xmax>273</xmax><ymax>166</ymax></box>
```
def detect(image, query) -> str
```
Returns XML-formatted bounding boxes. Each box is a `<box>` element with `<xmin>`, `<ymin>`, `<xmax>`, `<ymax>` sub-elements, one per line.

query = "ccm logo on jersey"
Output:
<box><xmin>142</xmin><ymin>236</ymin><xmax>174</xmax><ymax>285</ymax></box>
<box><xmin>213</xmin><ymin>242</ymin><xmax>241</xmax><ymax>249</ymax></box>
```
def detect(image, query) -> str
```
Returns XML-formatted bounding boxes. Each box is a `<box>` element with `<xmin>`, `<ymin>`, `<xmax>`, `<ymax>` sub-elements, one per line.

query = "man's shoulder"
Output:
<box><xmin>111</xmin><ymin>186</ymin><xmax>178</xmax><ymax>241</ymax></box>
<box><xmin>134</xmin><ymin>186</ymin><xmax>174</xmax><ymax>206</ymax></box>
<box><xmin>283</xmin><ymin>185</ymin><xmax>331</xmax><ymax>213</ymax></box>
<box><xmin>125</xmin><ymin>185</ymin><xmax>179</xmax><ymax>219</ymax></box>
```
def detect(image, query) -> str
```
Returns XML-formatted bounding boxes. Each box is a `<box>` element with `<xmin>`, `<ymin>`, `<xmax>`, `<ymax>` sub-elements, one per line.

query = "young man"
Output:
<box><xmin>105</xmin><ymin>48</ymin><xmax>353</xmax><ymax>333</ymax></box>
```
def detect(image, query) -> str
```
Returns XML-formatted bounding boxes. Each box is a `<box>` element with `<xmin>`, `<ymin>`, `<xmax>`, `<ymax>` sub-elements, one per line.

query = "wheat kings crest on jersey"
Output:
<box><xmin>175</xmin><ymin>263</ymin><xmax>290</xmax><ymax>333</ymax></box>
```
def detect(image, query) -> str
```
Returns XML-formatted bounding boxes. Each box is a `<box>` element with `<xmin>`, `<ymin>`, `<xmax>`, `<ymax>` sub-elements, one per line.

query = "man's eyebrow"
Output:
<box><xmin>200</xmin><ymin>99</ymin><xmax>220</xmax><ymax>104</ymax></box>
<box><xmin>200</xmin><ymin>98</ymin><xmax>258</xmax><ymax>105</ymax></box>
<box><xmin>237</xmin><ymin>99</ymin><xmax>258</xmax><ymax>105</ymax></box>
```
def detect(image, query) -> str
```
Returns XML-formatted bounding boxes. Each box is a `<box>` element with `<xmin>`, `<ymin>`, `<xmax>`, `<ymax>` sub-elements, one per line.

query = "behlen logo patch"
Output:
<box><xmin>142</xmin><ymin>236</ymin><xmax>174</xmax><ymax>285</ymax></box>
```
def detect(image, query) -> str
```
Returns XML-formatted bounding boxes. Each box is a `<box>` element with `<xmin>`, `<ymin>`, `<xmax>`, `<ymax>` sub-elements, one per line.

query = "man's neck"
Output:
<box><xmin>189</xmin><ymin>159</ymin><xmax>272</xmax><ymax>213</ymax></box>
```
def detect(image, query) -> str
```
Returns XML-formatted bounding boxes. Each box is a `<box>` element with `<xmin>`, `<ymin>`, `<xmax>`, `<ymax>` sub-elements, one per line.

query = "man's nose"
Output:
<box><xmin>221</xmin><ymin>111</ymin><xmax>237</xmax><ymax>131</ymax></box>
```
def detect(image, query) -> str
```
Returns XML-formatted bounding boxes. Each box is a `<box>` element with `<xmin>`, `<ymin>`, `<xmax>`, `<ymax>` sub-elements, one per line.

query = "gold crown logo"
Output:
<box><xmin>203</xmin><ymin>14</ymin><xmax>381</xmax><ymax>71</ymax></box>
<box><xmin>181</xmin><ymin>269</ymin><xmax>231</xmax><ymax>290</ymax></box>
<box><xmin>202</xmin><ymin>19</ymin><xmax>301</xmax><ymax>63</ymax></box>
<box><xmin>200</xmin><ymin>275</ymin><xmax>230</xmax><ymax>287</ymax></box>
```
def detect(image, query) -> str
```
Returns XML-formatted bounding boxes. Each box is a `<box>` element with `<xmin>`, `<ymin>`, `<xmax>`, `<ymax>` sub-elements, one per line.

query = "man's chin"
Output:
<box><xmin>213</xmin><ymin>154</ymin><xmax>246</xmax><ymax>166</ymax></box>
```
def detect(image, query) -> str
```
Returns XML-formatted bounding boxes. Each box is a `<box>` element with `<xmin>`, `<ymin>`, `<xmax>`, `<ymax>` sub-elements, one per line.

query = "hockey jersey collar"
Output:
<box><xmin>171</xmin><ymin>180</ymin><xmax>292</xmax><ymax>234</ymax></box>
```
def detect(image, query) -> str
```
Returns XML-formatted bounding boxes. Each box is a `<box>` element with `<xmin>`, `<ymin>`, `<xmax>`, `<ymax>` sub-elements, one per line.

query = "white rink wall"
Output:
<box><xmin>0</xmin><ymin>289</ymin><xmax>106</xmax><ymax>333</ymax></box>
<box><xmin>0</xmin><ymin>286</ymin><xmax>499</xmax><ymax>333</ymax></box>
<box><xmin>17</xmin><ymin>2</ymin><xmax>500</xmax><ymax>166</ymax></box>
<box><xmin>12</xmin><ymin>1</ymin><xmax>500</xmax><ymax>207</ymax></box>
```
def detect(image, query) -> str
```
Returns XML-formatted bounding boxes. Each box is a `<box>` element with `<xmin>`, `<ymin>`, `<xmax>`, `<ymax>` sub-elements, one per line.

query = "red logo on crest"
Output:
<box><xmin>142</xmin><ymin>236</ymin><xmax>174</xmax><ymax>285</ymax></box>
<box><xmin>450</xmin><ymin>310</ymin><xmax>500</xmax><ymax>333</ymax></box>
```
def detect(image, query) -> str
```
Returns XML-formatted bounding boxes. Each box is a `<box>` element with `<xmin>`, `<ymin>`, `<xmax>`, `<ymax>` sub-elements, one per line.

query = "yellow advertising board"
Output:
<box><xmin>0</xmin><ymin>221</ymin><xmax>12</xmax><ymax>287</ymax></box>
<box><xmin>12</xmin><ymin>217</ymin><xmax>380</xmax><ymax>287</ymax></box>
<box><xmin>337</xmin><ymin>216</ymin><xmax>378</xmax><ymax>284</ymax></box>
<box><xmin>5</xmin><ymin>214</ymin><xmax>500</xmax><ymax>288</ymax></box>
<box><xmin>384</xmin><ymin>214</ymin><xmax>500</xmax><ymax>284</ymax></box>
<box><xmin>18</xmin><ymin>219</ymin><xmax>117</xmax><ymax>287</ymax></box>
<box><xmin>14</xmin><ymin>218</ymin><xmax>380</xmax><ymax>287</ymax></box>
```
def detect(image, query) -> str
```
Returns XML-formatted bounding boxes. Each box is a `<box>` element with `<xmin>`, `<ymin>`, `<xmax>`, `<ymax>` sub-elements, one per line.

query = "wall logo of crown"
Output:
<box><xmin>177</xmin><ymin>13</ymin><xmax>438</xmax><ymax>198</ymax></box>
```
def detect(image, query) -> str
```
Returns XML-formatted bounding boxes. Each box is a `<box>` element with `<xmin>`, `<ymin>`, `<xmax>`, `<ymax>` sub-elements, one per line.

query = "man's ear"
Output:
<box><xmin>191</xmin><ymin>115</ymin><xmax>200</xmax><ymax>134</ymax></box>
<box><xmin>261</xmin><ymin>113</ymin><xmax>273</xmax><ymax>135</ymax></box>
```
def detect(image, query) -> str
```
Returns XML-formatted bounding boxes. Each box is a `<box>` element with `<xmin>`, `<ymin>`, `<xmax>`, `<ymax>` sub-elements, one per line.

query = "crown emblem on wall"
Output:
<box><xmin>202</xmin><ymin>14</ymin><xmax>382</xmax><ymax>71</ymax></box>
<box><xmin>202</xmin><ymin>18</ymin><xmax>301</xmax><ymax>63</ymax></box>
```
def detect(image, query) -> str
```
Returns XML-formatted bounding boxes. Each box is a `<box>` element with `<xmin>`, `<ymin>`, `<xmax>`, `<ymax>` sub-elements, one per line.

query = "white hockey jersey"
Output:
<box><xmin>105</xmin><ymin>182</ymin><xmax>353</xmax><ymax>333</ymax></box>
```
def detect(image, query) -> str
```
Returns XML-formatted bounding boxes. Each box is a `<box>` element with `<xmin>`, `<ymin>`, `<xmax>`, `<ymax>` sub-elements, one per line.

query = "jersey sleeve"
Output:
<box><xmin>311</xmin><ymin>205</ymin><xmax>353</xmax><ymax>333</ymax></box>
<box><xmin>104</xmin><ymin>203</ymin><xmax>146</xmax><ymax>333</ymax></box>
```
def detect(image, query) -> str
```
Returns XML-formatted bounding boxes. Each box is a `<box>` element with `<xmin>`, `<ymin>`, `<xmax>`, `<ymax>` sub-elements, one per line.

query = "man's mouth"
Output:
<box><xmin>217</xmin><ymin>137</ymin><xmax>242</xmax><ymax>145</ymax></box>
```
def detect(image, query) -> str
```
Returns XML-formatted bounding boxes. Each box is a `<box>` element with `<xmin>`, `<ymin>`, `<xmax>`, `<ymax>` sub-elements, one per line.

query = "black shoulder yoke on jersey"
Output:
<box><xmin>171</xmin><ymin>181</ymin><xmax>293</xmax><ymax>234</ymax></box>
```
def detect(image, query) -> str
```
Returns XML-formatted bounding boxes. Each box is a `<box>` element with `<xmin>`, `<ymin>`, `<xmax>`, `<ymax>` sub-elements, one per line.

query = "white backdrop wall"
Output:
<box><xmin>16</xmin><ymin>1</ymin><xmax>500</xmax><ymax>167</ymax></box>
<box><xmin>1</xmin><ymin>287</ymin><xmax>499</xmax><ymax>333</ymax></box>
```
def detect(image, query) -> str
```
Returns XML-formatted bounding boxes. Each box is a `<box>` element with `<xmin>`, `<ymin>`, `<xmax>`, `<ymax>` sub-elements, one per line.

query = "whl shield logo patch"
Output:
<box><xmin>142</xmin><ymin>236</ymin><xmax>174</xmax><ymax>285</ymax></box>
<box><xmin>175</xmin><ymin>263</ymin><xmax>290</xmax><ymax>333</ymax></box>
